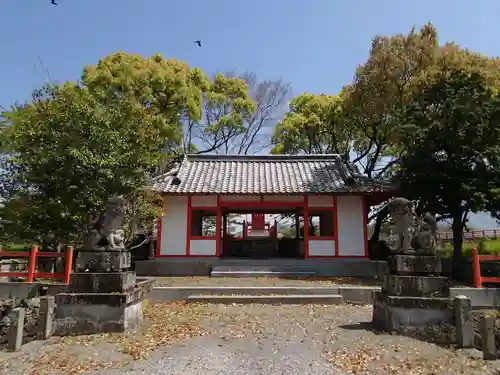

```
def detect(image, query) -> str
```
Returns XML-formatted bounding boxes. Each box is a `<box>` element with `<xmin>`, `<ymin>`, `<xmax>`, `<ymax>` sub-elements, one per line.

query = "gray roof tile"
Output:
<box><xmin>152</xmin><ymin>154</ymin><xmax>395</xmax><ymax>194</ymax></box>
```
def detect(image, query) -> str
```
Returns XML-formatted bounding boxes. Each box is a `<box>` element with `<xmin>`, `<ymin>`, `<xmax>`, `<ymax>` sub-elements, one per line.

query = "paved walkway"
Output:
<box><xmin>1</xmin><ymin>303</ymin><xmax>499</xmax><ymax>375</ymax></box>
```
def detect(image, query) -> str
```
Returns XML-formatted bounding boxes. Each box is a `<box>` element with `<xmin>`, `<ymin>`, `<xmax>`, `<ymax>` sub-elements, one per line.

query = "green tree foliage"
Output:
<box><xmin>271</xmin><ymin>93</ymin><xmax>350</xmax><ymax>158</ymax></box>
<box><xmin>271</xmin><ymin>23</ymin><xmax>500</xmax><ymax>254</ymax></box>
<box><xmin>398</xmin><ymin>68</ymin><xmax>500</xmax><ymax>278</ymax></box>
<box><xmin>81</xmin><ymin>52</ymin><xmax>256</xmax><ymax>159</ymax></box>
<box><xmin>0</xmin><ymin>83</ymin><xmax>165</xmax><ymax>248</ymax></box>
<box><xmin>186</xmin><ymin>72</ymin><xmax>256</xmax><ymax>154</ymax></box>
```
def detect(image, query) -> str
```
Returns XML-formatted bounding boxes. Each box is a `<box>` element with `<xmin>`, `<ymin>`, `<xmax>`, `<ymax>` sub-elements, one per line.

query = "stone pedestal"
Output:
<box><xmin>373</xmin><ymin>254</ymin><xmax>454</xmax><ymax>333</ymax></box>
<box><xmin>54</xmin><ymin>251</ymin><xmax>154</xmax><ymax>336</ymax></box>
<box><xmin>75</xmin><ymin>250</ymin><xmax>131</xmax><ymax>272</ymax></box>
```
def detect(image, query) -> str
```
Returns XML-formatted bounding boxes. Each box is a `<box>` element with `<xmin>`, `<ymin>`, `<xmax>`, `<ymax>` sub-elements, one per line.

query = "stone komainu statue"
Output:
<box><xmin>84</xmin><ymin>195</ymin><xmax>128</xmax><ymax>251</ymax></box>
<box><xmin>411</xmin><ymin>212</ymin><xmax>438</xmax><ymax>255</ymax></box>
<box><xmin>387</xmin><ymin>197</ymin><xmax>416</xmax><ymax>253</ymax></box>
<box><xmin>388</xmin><ymin>197</ymin><xmax>438</xmax><ymax>254</ymax></box>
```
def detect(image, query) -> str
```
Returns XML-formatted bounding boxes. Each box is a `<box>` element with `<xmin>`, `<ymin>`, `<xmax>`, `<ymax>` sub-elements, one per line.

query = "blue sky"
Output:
<box><xmin>1</xmin><ymin>0</ymin><xmax>499</xmax><ymax>228</ymax></box>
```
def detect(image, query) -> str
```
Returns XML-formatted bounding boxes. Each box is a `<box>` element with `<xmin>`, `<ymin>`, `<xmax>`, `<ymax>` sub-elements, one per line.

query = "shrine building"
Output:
<box><xmin>149</xmin><ymin>154</ymin><xmax>394</xmax><ymax>264</ymax></box>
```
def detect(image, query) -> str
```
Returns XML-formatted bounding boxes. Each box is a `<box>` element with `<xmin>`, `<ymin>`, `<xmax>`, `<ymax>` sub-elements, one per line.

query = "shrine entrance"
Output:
<box><xmin>220</xmin><ymin>209</ymin><xmax>307</xmax><ymax>259</ymax></box>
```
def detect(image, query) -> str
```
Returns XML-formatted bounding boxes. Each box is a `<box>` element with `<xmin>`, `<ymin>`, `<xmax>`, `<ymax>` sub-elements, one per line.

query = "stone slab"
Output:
<box><xmin>382</xmin><ymin>274</ymin><xmax>450</xmax><ymax>297</ymax></box>
<box><xmin>372</xmin><ymin>297</ymin><xmax>454</xmax><ymax>331</ymax></box>
<box><xmin>7</xmin><ymin>308</ymin><xmax>25</xmax><ymax>352</ymax></box>
<box><xmin>76</xmin><ymin>251</ymin><xmax>131</xmax><ymax>272</ymax></box>
<box><xmin>148</xmin><ymin>286</ymin><xmax>342</xmax><ymax>300</ymax></box>
<box><xmin>68</xmin><ymin>271</ymin><xmax>136</xmax><ymax>293</ymax></box>
<box><xmin>210</xmin><ymin>271</ymin><xmax>316</xmax><ymax>278</ymax></box>
<box><xmin>480</xmin><ymin>314</ymin><xmax>497</xmax><ymax>360</ymax></box>
<box><xmin>39</xmin><ymin>296</ymin><xmax>55</xmax><ymax>340</ymax></box>
<box><xmin>58</xmin><ymin>278</ymin><xmax>154</xmax><ymax>306</ymax></box>
<box><xmin>338</xmin><ymin>287</ymin><xmax>377</xmax><ymax>304</ymax></box>
<box><xmin>388</xmin><ymin>255</ymin><xmax>442</xmax><ymax>275</ymax></box>
<box><xmin>53</xmin><ymin>279</ymin><xmax>154</xmax><ymax>336</ymax></box>
<box><xmin>454</xmin><ymin>295</ymin><xmax>473</xmax><ymax>348</ymax></box>
<box><xmin>450</xmin><ymin>288</ymin><xmax>500</xmax><ymax>308</ymax></box>
<box><xmin>374</xmin><ymin>291</ymin><xmax>453</xmax><ymax>309</ymax></box>
<box><xmin>186</xmin><ymin>294</ymin><xmax>344</xmax><ymax>305</ymax></box>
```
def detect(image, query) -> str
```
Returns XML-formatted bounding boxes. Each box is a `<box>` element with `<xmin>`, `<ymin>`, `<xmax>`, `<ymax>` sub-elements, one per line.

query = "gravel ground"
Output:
<box><xmin>1</xmin><ymin>303</ymin><xmax>499</xmax><ymax>375</ymax></box>
<box><xmin>154</xmin><ymin>276</ymin><xmax>382</xmax><ymax>287</ymax></box>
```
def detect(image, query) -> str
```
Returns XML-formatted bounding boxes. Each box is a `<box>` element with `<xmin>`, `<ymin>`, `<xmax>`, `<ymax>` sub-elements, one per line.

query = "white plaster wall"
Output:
<box><xmin>308</xmin><ymin>195</ymin><xmax>334</xmax><ymax>207</ymax></box>
<box><xmin>190</xmin><ymin>239</ymin><xmax>217</xmax><ymax>256</ymax></box>
<box><xmin>262</xmin><ymin>195</ymin><xmax>303</xmax><ymax>202</ymax></box>
<box><xmin>191</xmin><ymin>195</ymin><xmax>217</xmax><ymax>207</ymax></box>
<box><xmin>160</xmin><ymin>196</ymin><xmax>187</xmax><ymax>255</ymax></box>
<box><xmin>220</xmin><ymin>195</ymin><xmax>260</xmax><ymax>202</ymax></box>
<box><xmin>308</xmin><ymin>240</ymin><xmax>335</xmax><ymax>256</ymax></box>
<box><xmin>336</xmin><ymin>196</ymin><xmax>366</xmax><ymax>256</ymax></box>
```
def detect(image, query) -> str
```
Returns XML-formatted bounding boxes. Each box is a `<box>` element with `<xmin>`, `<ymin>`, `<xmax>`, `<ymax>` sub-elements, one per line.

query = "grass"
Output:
<box><xmin>437</xmin><ymin>238</ymin><xmax>500</xmax><ymax>258</ymax></box>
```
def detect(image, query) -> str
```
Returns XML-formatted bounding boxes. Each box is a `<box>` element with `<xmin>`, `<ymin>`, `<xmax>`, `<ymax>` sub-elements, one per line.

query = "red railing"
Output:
<box><xmin>0</xmin><ymin>245</ymin><xmax>74</xmax><ymax>284</ymax></box>
<box><xmin>472</xmin><ymin>247</ymin><xmax>500</xmax><ymax>288</ymax></box>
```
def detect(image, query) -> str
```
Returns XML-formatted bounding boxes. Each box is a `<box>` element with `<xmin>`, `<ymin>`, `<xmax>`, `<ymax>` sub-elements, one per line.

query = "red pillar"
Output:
<box><xmin>304</xmin><ymin>196</ymin><xmax>309</xmax><ymax>258</ymax></box>
<box><xmin>472</xmin><ymin>247</ymin><xmax>482</xmax><ymax>288</ymax></box>
<box><xmin>216</xmin><ymin>196</ymin><xmax>221</xmax><ymax>257</ymax></box>
<box><xmin>64</xmin><ymin>246</ymin><xmax>74</xmax><ymax>285</ymax></box>
<box><xmin>27</xmin><ymin>245</ymin><xmax>38</xmax><ymax>283</ymax></box>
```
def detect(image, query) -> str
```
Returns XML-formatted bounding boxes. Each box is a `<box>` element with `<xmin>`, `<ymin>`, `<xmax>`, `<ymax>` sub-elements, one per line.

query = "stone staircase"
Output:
<box><xmin>210</xmin><ymin>264</ymin><xmax>315</xmax><ymax>278</ymax></box>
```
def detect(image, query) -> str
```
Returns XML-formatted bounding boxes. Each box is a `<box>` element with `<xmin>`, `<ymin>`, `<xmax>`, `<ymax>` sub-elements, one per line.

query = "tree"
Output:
<box><xmin>184</xmin><ymin>72</ymin><xmax>256</xmax><ymax>154</ymax></box>
<box><xmin>271</xmin><ymin>24</ymin><xmax>440</xmax><ymax>182</ymax></box>
<box><xmin>193</xmin><ymin>72</ymin><xmax>291</xmax><ymax>155</ymax></box>
<box><xmin>82</xmin><ymin>52</ymin><xmax>210</xmax><ymax>159</ymax></box>
<box><xmin>271</xmin><ymin>93</ymin><xmax>350</xmax><ymax>158</ymax></box>
<box><xmin>398</xmin><ymin>68</ymin><xmax>500</xmax><ymax>279</ymax></box>
<box><xmin>81</xmin><ymin>52</ymin><xmax>257</xmax><ymax>158</ymax></box>
<box><xmin>0</xmin><ymin>83</ymin><xmax>166</xmax><ymax>249</ymax></box>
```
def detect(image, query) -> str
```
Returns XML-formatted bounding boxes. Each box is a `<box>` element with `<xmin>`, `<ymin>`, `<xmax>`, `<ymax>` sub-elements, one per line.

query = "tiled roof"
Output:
<box><xmin>152</xmin><ymin>154</ymin><xmax>395</xmax><ymax>194</ymax></box>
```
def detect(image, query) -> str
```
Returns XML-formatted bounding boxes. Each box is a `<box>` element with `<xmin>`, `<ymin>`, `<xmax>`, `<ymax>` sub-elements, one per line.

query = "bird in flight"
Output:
<box><xmin>51</xmin><ymin>0</ymin><xmax>57</xmax><ymax>5</ymax></box>
<box><xmin>193</xmin><ymin>40</ymin><xmax>202</xmax><ymax>47</ymax></box>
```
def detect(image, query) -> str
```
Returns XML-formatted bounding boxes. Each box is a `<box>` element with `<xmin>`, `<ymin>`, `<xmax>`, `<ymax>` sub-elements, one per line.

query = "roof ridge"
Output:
<box><xmin>185</xmin><ymin>154</ymin><xmax>342</xmax><ymax>161</ymax></box>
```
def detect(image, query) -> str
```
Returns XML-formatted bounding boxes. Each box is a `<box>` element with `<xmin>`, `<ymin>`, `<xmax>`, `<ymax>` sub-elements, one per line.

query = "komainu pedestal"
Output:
<box><xmin>372</xmin><ymin>254</ymin><xmax>454</xmax><ymax>332</ymax></box>
<box><xmin>54</xmin><ymin>254</ymin><xmax>154</xmax><ymax>335</ymax></box>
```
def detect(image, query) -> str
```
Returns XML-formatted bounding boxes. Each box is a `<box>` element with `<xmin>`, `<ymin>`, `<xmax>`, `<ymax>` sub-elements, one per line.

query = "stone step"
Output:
<box><xmin>212</xmin><ymin>265</ymin><xmax>313</xmax><ymax>272</ymax></box>
<box><xmin>210</xmin><ymin>270</ymin><xmax>316</xmax><ymax>278</ymax></box>
<box><xmin>186</xmin><ymin>294</ymin><xmax>344</xmax><ymax>305</ymax></box>
<box><xmin>149</xmin><ymin>286</ymin><xmax>379</xmax><ymax>304</ymax></box>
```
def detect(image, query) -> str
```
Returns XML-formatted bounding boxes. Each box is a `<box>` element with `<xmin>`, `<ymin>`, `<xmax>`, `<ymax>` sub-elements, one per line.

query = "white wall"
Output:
<box><xmin>160</xmin><ymin>196</ymin><xmax>188</xmax><ymax>255</ymax></box>
<box><xmin>191</xmin><ymin>195</ymin><xmax>217</xmax><ymax>207</ymax></box>
<box><xmin>309</xmin><ymin>240</ymin><xmax>335</xmax><ymax>256</ymax></box>
<box><xmin>308</xmin><ymin>195</ymin><xmax>334</xmax><ymax>207</ymax></box>
<box><xmin>190</xmin><ymin>239</ymin><xmax>217</xmax><ymax>256</ymax></box>
<box><xmin>336</xmin><ymin>195</ymin><xmax>366</xmax><ymax>256</ymax></box>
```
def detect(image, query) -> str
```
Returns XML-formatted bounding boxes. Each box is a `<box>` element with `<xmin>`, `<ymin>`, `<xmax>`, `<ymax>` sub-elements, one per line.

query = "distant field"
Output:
<box><xmin>438</xmin><ymin>239</ymin><xmax>500</xmax><ymax>258</ymax></box>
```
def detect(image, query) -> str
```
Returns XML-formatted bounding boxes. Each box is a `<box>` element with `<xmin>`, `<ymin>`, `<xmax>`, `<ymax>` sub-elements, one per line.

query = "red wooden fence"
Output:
<box><xmin>472</xmin><ymin>247</ymin><xmax>500</xmax><ymax>288</ymax></box>
<box><xmin>0</xmin><ymin>245</ymin><xmax>74</xmax><ymax>284</ymax></box>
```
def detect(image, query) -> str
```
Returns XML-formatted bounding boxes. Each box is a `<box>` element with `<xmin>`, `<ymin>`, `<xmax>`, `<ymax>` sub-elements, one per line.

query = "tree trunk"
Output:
<box><xmin>451</xmin><ymin>212</ymin><xmax>464</xmax><ymax>281</ymax></box>
<box><xmin>369</xmin><ymin>206</ymin><xmax>389</xmax><ymax>242</ymax></box>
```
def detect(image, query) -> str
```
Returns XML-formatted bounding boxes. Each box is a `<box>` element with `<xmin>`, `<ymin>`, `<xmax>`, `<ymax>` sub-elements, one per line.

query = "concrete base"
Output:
<box><xmin>54</xmin><ymin>276</ymin><xmax>154</xmax><ymax>336</ymax></box>
<box><xmin>383</xmin><ymin>274</ymin><xmax>450</xmax><ymax>297</ymax></box>
<box><xmin>54</xmin><ymin>298</ymin><xmax>144</xmax><ymax>335</ymax></box>
<box><xmin>135</xmin><ymin>258</ymin><xmax>387</xmax><ymax>278</ymax></box>
<box><xmin>68</xmin><ymin>271</ymin><xmax>136</xmax><ymax>293</ymax></box>
<box><xmin>388</xmin><ymin>255</ymin><xmax>442</xmax><ymax>275</ymax></box>
<box><xmin>372</xmin><ymin>292</ymin><xmax>453</xmax><ymax>331</ymax></box>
